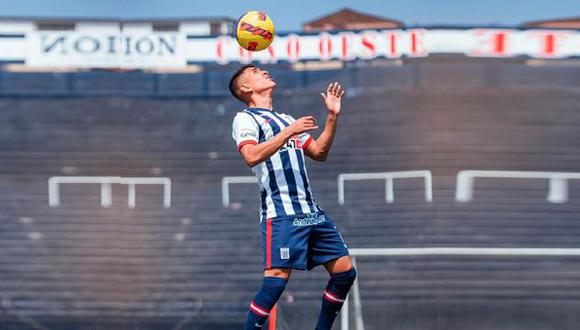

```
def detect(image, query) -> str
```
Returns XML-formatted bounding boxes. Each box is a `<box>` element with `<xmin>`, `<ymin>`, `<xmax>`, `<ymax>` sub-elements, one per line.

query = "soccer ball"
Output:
<box><xmin>234</xmin><ymin>11</ymin><xmax>275</xmax><ymax>52</ymax></box>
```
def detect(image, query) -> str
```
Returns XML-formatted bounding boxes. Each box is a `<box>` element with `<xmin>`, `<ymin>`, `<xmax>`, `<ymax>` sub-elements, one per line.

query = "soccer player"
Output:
<box><xmin>229</xmin><ymin>65</ymin><xmax>357</xmax><ymax>330</ymax></box>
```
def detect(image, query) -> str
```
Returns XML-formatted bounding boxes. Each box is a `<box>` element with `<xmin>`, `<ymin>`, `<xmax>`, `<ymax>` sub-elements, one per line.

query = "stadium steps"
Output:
<box><xmin>1</xmin><ymin>63</ymin><xmax>580</xmax><ymax>321</ymax></box>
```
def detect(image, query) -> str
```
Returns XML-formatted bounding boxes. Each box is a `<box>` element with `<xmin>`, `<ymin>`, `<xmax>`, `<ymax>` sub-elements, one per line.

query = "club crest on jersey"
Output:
<box><xmin>280</xmin><ymin>247</ymin><xmax>290</xmax><ymax>260</ymax></box>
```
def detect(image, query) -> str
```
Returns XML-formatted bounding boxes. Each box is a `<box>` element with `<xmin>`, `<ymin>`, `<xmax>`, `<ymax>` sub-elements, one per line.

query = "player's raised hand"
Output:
<box><xmin>320</xmin><ymin>82</ymin><xmax>345</xmax><ymax>116</ymax></box>
<box><xmin>288</xmin><ymin>116</ymin><xmax>318</xmax><ymax>135</ymax></box>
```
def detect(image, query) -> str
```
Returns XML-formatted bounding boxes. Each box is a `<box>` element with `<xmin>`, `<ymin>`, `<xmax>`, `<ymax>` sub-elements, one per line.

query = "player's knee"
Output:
<box><xmin>324</xmin><ymin>267</ymin><xmax>356</xmax><ymax>301</ymax></box>
<box><xmin>262</xmin><ymin>276</ymin><xmax>287</xmax><ymax>293</ymax></box>
<box><xmin>257</xmin><ymin>276</ymin><xmax>287</xmax><ymax>305</ymax></box>
<box><xmin>264</xmin><ymin>268</ymin><xmax>291</xmax><ymax>279</ymax></box>
<box><xmin>331</xmin><ymin>267</ymin><xmax>357</xmax><ymax>289</ymax></box>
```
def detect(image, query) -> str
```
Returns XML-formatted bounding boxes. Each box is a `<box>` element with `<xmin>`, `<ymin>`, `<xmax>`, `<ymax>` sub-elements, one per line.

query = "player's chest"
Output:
<box><xmin>262</xmin><ymin>133</ymin><xmax>305</xmax><ymax>152</ymax></box>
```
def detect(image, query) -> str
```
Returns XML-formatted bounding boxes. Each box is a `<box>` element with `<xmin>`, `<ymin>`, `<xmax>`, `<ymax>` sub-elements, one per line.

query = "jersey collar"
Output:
<box><xmin>246</xmin><ymin>107</ymin><xmax>273</xmax><ymax>112</ymax></box>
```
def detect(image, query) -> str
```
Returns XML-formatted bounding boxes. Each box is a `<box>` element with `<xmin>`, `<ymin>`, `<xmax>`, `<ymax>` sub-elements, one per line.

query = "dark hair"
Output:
<box><xmin>228</xmin><ymin>64</ymin><xmax>256</xmax><ymax>103</ymax></box>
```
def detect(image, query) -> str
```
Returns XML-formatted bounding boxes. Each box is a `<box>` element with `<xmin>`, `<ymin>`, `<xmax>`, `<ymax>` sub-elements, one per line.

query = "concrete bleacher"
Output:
<box><xmin>0</xmin><ymin>58</ymin><xmax>579</xmax><ymax>329</ymax></box>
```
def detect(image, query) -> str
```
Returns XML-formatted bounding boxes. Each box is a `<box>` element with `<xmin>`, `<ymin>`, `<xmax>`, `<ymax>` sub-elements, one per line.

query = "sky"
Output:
<box><xmin>0</xmin><ymin>0</ymin><xmax>577</xmax><ymax>32</ymax></box>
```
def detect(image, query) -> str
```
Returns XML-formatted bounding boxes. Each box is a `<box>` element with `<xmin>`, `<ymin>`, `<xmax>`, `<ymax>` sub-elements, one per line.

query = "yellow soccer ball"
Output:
<box><xmin>235</xmin><ymin>11</ymin><xmax>275</xmax><ymax>52</ymax></box>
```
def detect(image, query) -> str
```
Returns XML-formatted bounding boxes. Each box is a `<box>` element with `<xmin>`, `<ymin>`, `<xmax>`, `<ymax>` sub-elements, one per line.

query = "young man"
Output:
<box><xmin>229</xmin><ymin>65</ymin><xmax>356</xmax><ymax>330</ymax></box>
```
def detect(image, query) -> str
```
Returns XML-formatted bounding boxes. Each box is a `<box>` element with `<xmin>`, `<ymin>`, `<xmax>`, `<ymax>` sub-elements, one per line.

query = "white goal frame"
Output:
<box><xmin>341</xmin><ymin>247</ymin><xmax>580</xmax><ymax>330</ymax></box>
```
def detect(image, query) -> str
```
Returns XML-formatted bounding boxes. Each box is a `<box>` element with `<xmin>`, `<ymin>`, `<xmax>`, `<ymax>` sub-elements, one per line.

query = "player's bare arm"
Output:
<box><xmin>239</xmin><ymin>116</ymin><xmax>318</xmax><ymax>167</ymax></box>
<box><xmin>305</xmin><ymin>82</ymin><xmax>345</xmax><ymax>161</ymax></box>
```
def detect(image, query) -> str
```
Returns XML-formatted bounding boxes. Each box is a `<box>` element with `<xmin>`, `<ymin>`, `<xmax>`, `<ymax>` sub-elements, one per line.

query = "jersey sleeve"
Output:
<box><xmin>282</xmin><ymin>113</ymin><xmax>313</xmax><ymax>149</ymax></box>
<box><xmin>301</xmin><ymin>131</ymin><xmax>314</xmax><ymax>149</ymax></box>
<box><xmin>232</xmin><ymin>112</ymin><xmax>260</xmax><ymax>151</ymax></box>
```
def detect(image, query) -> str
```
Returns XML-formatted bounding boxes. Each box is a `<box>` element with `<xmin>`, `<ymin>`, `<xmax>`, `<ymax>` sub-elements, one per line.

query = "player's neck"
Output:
<box><xmin>248</xmin><ymin>93</ymin><xmax>273</xmax><ymax>111</ymax></box>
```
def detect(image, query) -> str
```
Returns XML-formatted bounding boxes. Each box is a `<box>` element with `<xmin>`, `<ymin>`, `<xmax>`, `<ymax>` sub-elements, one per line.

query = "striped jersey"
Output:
<box><xmin>232</xmin><ymin>107</ymin><xmax>322</xmax><ymax>221</ymax></box>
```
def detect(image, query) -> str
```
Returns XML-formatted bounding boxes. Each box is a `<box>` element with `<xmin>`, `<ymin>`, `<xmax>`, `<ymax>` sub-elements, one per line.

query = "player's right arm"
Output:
<box><xmin>233</xmin><ymin>113</ymin><xmax>318</xmax><ymax>167</ymax></box>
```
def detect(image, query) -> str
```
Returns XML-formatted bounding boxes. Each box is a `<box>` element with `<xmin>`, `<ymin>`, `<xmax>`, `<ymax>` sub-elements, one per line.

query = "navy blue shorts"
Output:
<box><xmin>260</xmin><ymin>211</ymin><xmax>349</xmax><ymax>271</ymax></box>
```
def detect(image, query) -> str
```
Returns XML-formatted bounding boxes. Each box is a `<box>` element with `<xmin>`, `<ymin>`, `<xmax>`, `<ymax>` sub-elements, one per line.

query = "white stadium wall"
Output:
<box><xmin>0</xmin><ymin>26</ymin><xmax>579</xmax><ymax>68</ymax></box>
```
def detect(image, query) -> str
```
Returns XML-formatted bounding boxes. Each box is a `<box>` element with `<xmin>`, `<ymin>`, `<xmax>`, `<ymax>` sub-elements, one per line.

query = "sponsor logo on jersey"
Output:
<box><xmin>282</xmin><ymin>135</ymin><xmax>303</xmax><ymax>150</ymax></box>
<box><xmin>240</xmin><ymin>130</ymin><xmax>257</xmax><ymax>138</ymax></box>
<box><xmin>292</xmin><ymin>213</ymin><xmax>326</xmax><ymax>226</ymax></box>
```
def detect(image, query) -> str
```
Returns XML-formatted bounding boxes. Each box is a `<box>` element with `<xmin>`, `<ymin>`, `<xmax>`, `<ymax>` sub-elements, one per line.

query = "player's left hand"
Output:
<box><xmin>320</xmin><ymin>82</ymin><xmax>344</xmax><ymax>116</ymax></box>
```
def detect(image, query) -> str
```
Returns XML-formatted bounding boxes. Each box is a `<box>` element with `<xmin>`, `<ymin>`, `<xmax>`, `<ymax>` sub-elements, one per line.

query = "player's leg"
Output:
<box><xmin>315</xmin><ymin>256</ymin><xmax>356</xmax><ymax>330</ymax></box>
<box><xmin>245</xmin><ymin>268</ymin><xmax>292</xmax><ymax>330</ymax></box>
<box><xmin>246</xmin><ymin>215</ymin><xmax>309</xmax><ymax>330</ymax></box>
<box><xmin>307</xmin><ymin>213</ymin><xmax>356</xmax><ymax>330</ymax></box>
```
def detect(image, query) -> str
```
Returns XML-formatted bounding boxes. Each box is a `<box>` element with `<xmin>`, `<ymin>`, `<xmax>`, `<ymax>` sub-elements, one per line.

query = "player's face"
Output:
<box><xmin>242</xmin><ymin>66</ymin><xmax>276</xmax><ymax>93</ymax></box>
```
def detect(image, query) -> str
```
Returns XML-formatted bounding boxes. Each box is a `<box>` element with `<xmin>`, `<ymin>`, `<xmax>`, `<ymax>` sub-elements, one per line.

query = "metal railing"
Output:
<box><xmin>48</xmin><ymin>176</ymin><xmax>171</xmax><ymax>208</ymax></box>
<box><xmin>221</xmin><ymin>176</ymin><xmax>258</xmax><ymax>207</ymax></box>
<box><xmin>455</xmin><ymin>170</ymin><xmax>580</xmax><ymax>203</ymax></box>
<box><xmin>338</xmin><ymin>171</ymin><xmax>433</xmax><ymax>205</ymax></box>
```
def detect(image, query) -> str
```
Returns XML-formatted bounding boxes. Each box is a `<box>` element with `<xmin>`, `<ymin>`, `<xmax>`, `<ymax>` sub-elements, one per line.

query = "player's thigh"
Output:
<box><xmin>262</xmin><ymin>217</ymin><xmax>310</xmax><ymax>271</ymax></box>
<box><xmin>307</xmin><ymin>213</ymin><xmax>350</xmax><ymax>270</ymax></box>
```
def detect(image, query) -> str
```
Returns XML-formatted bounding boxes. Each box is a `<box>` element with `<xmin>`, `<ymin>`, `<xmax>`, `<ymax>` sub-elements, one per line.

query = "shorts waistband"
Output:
<box><xmin>262</xmin><ymin>210</ymin><xmax>325</xmax><ymax>222</ymax></box>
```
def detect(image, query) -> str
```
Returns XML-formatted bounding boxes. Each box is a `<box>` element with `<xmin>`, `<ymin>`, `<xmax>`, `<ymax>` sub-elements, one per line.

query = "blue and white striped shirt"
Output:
<box><xmin>232</xmin><ymin>107</ymin><xmax>322</xmax><ymax>221</ymax></box>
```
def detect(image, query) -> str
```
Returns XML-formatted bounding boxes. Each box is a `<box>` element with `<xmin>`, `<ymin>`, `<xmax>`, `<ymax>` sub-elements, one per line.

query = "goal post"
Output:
<box><xmin>340</xmin><ymin>247</ymin><xmax>580</xmax><ymax>330</ymax></box>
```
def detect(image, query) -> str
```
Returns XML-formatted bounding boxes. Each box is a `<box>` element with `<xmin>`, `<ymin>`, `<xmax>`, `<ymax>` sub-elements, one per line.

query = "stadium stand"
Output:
<box><xmin>0</xmin><ymin>56</ymin><xmax>580</xmax><ymax>329</ymax></box>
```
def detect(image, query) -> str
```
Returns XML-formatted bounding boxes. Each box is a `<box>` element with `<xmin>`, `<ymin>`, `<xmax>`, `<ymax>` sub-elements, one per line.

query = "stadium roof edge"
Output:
<box><xmin>523</xmin><ymin>16</ymin><xmax>580</xmax><ymax>26</ymax></box>
<box><xmin>303</xmin><ymin>7</ymin><xmax>404</xmax><ymax>30</ymax></box>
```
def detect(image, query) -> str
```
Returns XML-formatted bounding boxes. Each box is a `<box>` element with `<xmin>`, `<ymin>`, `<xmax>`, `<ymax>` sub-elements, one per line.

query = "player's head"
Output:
<box><xmin>229</xmin><ymin>64</ymin><xmax>276</xmax><ymax>104</ymax></box>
